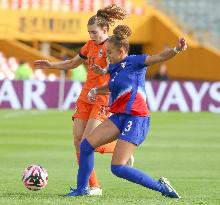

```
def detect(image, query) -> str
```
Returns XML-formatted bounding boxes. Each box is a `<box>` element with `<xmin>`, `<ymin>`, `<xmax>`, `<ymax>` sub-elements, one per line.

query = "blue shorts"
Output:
<box><xmin>109</xmin><ymin>113</ymin><xmax>150</xmax><ymax>146</ymax></box>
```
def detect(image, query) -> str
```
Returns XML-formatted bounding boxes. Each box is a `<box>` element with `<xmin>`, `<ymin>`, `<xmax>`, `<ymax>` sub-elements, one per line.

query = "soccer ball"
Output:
<box><xmin>21</xmin><ymin>165</ymin><xmax>48</xmax><ymax>191</ymax></box>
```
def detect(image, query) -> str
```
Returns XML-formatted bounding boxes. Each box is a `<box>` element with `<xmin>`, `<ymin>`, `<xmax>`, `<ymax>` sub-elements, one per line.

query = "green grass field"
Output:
<box><xmin>0</xmin><ymin>110</ymin><xmax>220</xmax><ymax>205</ymax></box>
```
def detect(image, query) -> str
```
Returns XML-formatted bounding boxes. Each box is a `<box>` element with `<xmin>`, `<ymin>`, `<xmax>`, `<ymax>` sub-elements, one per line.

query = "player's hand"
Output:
<box><xmin>91</xmin><ymin>64</ymin><xmax>108</xmax><ymax>74</ymax></box>
<box><xmin>33</xmin><ymin>60</ymin><xmax>52</xmax><ymax>69</ymax></box>
<box><xmin>88</xmin><ymin>88</ymin><xmax>97</xmax><ymax>103</ymax></box>
<box><xmin>176</xmin><ymin>37</ymin><xmax>187</xmax><ymax>52</ymax></box>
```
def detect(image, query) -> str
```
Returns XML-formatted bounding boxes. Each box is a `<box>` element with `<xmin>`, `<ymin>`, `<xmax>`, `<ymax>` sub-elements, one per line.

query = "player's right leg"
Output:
<box><xmin>89</xmin><ymin>104</ymin><xmax>134</xmax><ymax>167</ymax></box>
<box><xmin>73</xmin><ymin>118</ymin><xmax>87</xmax><ymax>153</ymax></box>
<box><xmin>64</xmin><ymin>118</ymin><xmax>120</xmax><ymax>197</ymax></box>
<box><xmin>72</xmin><ymin>100</ymin><xmax>101</xmax><ymax>195</ymax></box>
<box><xmin>89</xmin><ymin>104</ymin><xmax>117</xmax><ymax>154</ymax></box>
<box><xmin>81</xmin><ymin>118</ymin><xmax>104</xmax><ymax>195</ymax></box>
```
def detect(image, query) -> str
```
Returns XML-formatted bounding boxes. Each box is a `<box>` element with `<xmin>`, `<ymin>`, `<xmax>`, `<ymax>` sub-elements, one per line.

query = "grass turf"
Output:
<box><xmin>0</xmin><ymin>110</ymin><xmax>220</xmax><ymax>205</ymax></box>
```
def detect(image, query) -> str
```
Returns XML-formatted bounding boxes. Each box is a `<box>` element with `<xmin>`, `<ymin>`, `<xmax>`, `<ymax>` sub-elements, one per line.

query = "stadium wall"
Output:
<box><xmin>0</xmin><ymin>80</ymin><xmax>220</xmax><ymax>113</ymax></box>
<box><xmin>0</xmin><ymin>1</ymin><xmax>219</xmax><ymax>81</ymax></box>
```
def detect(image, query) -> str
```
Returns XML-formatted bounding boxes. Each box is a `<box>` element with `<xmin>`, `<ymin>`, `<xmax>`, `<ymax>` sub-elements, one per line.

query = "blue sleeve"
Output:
<box><xmin>131</xmin><ymin>54</ymin><xmax>148</xmax><ymax>70</ymax></box>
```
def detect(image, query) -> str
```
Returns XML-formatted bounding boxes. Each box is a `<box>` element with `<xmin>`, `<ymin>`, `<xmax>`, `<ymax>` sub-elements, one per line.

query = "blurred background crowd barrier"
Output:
<box><xmin>0</xmin><ymin>0</ymin><xmax>219</xmax><ymax>112</ymax></box>
<box><xmin>0</xmin><ymin>80</ymin><xmax>220</xmax><ymax>112</ymax></box>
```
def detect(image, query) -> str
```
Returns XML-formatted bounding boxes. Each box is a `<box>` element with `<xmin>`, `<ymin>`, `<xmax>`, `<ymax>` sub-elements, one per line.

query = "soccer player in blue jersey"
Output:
<box><xmin>64</xmin><ymin>25</ymin><xmax>187</xmax><ymax>198</ymax></box>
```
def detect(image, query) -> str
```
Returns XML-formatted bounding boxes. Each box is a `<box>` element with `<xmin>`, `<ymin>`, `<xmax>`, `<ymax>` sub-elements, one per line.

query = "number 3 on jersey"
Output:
<box><xmin>122</xmin><ymin>121</ymin><xmax>133</xmax><ymax>135</ymax></box>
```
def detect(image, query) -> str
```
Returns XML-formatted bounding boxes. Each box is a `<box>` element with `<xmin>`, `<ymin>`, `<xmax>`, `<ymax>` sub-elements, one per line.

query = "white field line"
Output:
<box><xmin>0</xmin><ymin>129</ymin><xmax>70</xmax><ymax>135</ymax></box>
<box><xmin>141</xmin><ymin>144</ymin><xmax>220</xmax><ymax>149</ymax></box>
<box><xmin>0</xmin><ymin>110</ymin><xmax>47</xmax><ymax>119</ymax></box>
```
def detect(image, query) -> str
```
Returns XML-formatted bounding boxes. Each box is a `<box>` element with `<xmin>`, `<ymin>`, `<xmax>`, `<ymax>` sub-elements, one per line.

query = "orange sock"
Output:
<box><xmin>76</xmin><ymin>152</ymin><xmax>100</xmax><ymax>188</ymax></box>
<box><xmin>95</xmin><ymin>141</ymin><xmax>117</xmax><ymax>154</ymax></box>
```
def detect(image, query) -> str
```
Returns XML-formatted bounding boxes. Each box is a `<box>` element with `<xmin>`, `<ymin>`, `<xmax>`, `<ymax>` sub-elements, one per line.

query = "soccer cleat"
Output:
<box><xmin>89</xmin><ymin>187</ymin><xmax>103</xmax><ymax>196</ymax></box>
<box><xmin>159</xmin><ymin>177</ymin><xmax>181</xmax><ymax>199</ymax></box>
<box><xmin>64</xmin><ymin>187</ymin><xmax>88</xmax><ymax>197</ymax></box>
<box><xmin>126</xmin><ymin>155</ymin><xmax>135</xmax><ymax>167</ymax></box>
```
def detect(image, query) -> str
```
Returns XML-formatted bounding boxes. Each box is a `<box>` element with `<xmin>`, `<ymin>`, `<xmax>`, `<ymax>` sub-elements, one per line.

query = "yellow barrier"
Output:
<box><xmin>0</xmin><ymin>40</ymin><xmax>62</xmax><ymax>76</ymax></box>
<box><xmin>0</xmin><ymin>2</ymin><xmax>219</xmax><ymax>81</ymax></box>
<box><xmin>0</xmin><ymin>10</ymin><xmax>152</xmax><ymax>43</ymax></box>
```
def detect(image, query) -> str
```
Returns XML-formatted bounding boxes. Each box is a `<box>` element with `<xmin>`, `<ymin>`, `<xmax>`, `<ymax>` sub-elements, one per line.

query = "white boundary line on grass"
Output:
<box><xmin>0</xmin><ymin>110</ymin><xmax>46</xmax><ymax>119</ymax></box>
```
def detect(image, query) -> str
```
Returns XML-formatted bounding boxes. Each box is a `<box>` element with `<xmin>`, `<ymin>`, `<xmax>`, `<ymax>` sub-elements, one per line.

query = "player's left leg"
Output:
<box><xmin>111</xmin><ymin>139</ymin><xmax>164</xmax><ymax>192</ymax></box>
<box><xmin>110</xmin><ymin>115</ymin><xmax>181</xmax><ymax>199</ymax></box>
<box><xmin>111</xmin><ymin>141</ymin><xmax>181</xmax><ymax>198</ymax></box>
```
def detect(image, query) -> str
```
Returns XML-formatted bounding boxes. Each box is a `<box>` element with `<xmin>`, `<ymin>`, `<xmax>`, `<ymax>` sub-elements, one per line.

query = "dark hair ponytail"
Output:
<box><xmin>113</xmin><ymin>25</ymin><xmax>132</xmax><ymax>40</ymax></box>
<box><xmin>108</xmin><ymin>25</ymin><xmax>132</xmax><ymax>52</ymax></box>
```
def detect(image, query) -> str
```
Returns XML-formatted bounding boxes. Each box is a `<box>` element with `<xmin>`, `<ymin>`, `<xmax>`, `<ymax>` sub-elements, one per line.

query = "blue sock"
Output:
<box><xmin>77</xmin><ymin>139</ymin><xmax>94</xmax><ymax>190</ymax></box>
<box><xmin>111</xmin><ymin>165</ymin><xmax>162</xmax><ymax>192</ymax></box>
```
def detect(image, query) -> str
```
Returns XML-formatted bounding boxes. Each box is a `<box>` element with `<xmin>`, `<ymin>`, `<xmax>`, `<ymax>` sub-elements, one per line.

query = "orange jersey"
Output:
<box><xmin>78</xmin><ymin>40</ymin><xmax>110</xmax><ymax>106</ymax></box>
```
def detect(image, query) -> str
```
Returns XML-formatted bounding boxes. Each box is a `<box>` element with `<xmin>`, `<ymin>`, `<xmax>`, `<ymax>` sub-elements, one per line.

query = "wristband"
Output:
<box><xmin>91</xmin><ymin>88</ymin><xmax>97</xmax><ymax>94</ymax></box>
<box><xmin>173</xmin><ymin>47</ymin><xmax>180</xmax><ymax>54</ymax></box>
<box><xmin>102</xmin><ymin>68</ymin><xmax>108</xmax><ymax>74</ymax></box>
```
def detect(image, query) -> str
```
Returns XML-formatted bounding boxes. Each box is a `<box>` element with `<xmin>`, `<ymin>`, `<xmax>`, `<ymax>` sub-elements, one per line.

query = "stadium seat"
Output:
<box><xmin>0</xmin><ymin>0</ymin><xmax>144</xmax><ymax>15</ymax></box>
<box><xmin>147</xmin><ymin>0</ymin><xmax>220</xmax><ymax>50</ymax></box>
<box><xmin>0</xmin><ymin>50</ymin><xmax>57</xmax><ymax>81</ymax></box>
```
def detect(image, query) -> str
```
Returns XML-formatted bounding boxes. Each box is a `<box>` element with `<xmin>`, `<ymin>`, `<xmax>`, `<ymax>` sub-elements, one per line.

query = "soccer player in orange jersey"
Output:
<box><xmin>34</xmin><ymin>5</ymin><xmax>132</xmax><ymax>196</ymax></box>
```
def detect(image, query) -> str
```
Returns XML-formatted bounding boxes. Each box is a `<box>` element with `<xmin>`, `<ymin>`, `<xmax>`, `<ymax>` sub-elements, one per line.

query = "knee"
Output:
<box><xmin>73</xmin><ymin>134</ymin><xmax>82</xmax><ymax>148</ymax></box>
<box><xmin>80</xmin><ymin>139</ymin><xmax>94</xmax><ymax>154</ymax></box>
<box><xmin>111</xmin><ymin>164</ymin><xmax>124</xmax><ymax>177</ymax></box>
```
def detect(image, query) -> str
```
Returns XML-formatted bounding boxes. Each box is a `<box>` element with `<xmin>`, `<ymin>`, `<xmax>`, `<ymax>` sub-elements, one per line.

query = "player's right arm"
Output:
<box><xmin>34</xmin><ymin>54</ymin><xmax>84</xmax><ymax>70</ymax></box>
<box><xmin>88</xmin><ymin>84</ymin><xmax>110</xmax><ymax>103</ymax></box>
<box><xmin>95</xmin><ymin>84</ymin><xmax>110</xmax><ymax>95</ymax></box>
<box><xmin>145</xmin><ymin>37</ymin><xmax>187</xmax><ymax>66</ymax></box>
<box><xmin>90</xmin><ymin>64</ymin><xmax>109</xmax><ymax>74</ymax></box>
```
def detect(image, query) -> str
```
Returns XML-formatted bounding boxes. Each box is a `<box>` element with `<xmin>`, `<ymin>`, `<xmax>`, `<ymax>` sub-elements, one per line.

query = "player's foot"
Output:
<box><xmin>159</xmin><ymin>177</ymin><xmax>181</xmax><ymax>198</ymax></box>
<box><xmin>64</xmin><ymin>187</ymin><xmax>88</xmax><ymax>197</ymax></box>
<box><xmin>89</xmin><ymin>187</ymin><xmax>103</xmax><ymax>196</ymax></box>
<box><xmin>126</xmin><ymin>155</ymin><xmax>135</xmax><ymax>167</ymax></box>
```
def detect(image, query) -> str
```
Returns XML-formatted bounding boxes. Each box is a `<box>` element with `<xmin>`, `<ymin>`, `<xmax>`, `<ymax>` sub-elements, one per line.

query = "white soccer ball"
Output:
<box><xmin>21</xmin><ymin>165</ymin><xmax>48</xmax><ymax>191</ymax></box>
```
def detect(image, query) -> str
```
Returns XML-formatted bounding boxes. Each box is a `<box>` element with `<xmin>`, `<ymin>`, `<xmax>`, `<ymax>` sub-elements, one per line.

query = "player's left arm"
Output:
<box><xmin>145</xmin><ymin>37</ymin><xmax>187</xmax><ymax>66</ymax></box>
<box><xmin>88</xmin><ymin>84</ymin><xmax>110</xmax><ymax>103</ymax></box>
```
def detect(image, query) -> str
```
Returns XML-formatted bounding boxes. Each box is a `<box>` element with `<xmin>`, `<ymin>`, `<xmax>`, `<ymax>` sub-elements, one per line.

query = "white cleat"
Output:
<box><xmin>89</xmin><ymin>187</ymin><xmax>103</xmax><ymax>196</ymax></box>
<box><xmin>126</xmin><ymin>155</ymin><xmax>135</xmax><ymax>167</ymax></box>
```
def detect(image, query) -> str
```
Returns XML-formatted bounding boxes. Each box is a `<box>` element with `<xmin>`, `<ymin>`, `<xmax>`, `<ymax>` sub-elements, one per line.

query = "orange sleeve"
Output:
<box><xmin>79</xmin><ymin>41</ymin><xmax>90</xmax><ymax>60</ymax></box>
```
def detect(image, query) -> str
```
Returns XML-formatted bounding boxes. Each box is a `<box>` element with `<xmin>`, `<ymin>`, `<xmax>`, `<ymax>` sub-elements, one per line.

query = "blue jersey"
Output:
<box><xmin>108</xmin><ymin>54</ymin><xmax>149</xmax><ymax>116</ymax></box>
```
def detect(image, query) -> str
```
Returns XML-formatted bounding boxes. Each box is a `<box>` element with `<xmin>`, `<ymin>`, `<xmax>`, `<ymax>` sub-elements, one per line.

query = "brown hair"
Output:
<box><xmin>88</xmin><ymin>4</ymin><xmax>127</xmax><ymax>31</ymax></box>
<box><xmin>108</xmin><ymin>25</ymin><xmax>132</xmax><ymax>52</ymax></box>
